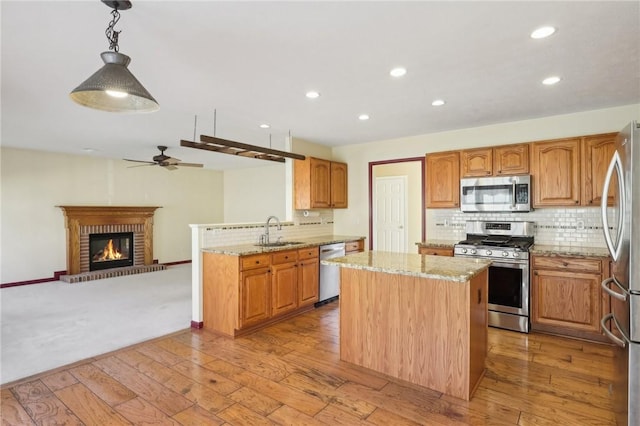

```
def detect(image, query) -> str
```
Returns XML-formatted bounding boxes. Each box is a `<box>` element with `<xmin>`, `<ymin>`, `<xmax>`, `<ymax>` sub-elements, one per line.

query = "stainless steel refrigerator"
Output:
<box><xmin>601</xmin><ymin>121</ymin><xmax>640</xmax><ymax>426</ymax></box>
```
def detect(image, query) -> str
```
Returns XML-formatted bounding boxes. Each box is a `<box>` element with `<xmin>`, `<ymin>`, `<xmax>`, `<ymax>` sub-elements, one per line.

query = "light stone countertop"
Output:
<box><xmin>530</xmin><ymin>244</ymin><xmax>610</xmax><ymax>258</ymax></box>
<box><xmin>202</xmin><ymin>235</ymin><xmax>365</xmax><ymax>256</ymax></box>
<box><xmin>415</xmin><ymin>240</ymin><xmax>458</xmax><ymax>249</ymax></box>
<box><xmin>323</xmin><ymin>251</ymin><xmax>491</xmax><ymax>282</ymax></box>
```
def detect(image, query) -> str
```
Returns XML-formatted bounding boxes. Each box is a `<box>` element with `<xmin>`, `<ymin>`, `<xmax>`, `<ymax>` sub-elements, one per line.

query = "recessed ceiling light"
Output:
<box><xmin>390</xmin><ymin>67</ymin><xmax>407</xmax><ymax>77</ymax></box>
<box><xmin>259</xmin><ymin>123</ymin><xmax>270</xmax><ymax>129</ymax></box>
<box><xmin>542</xmin><ymin>76</ymin><xmax>561</xmax><ymax>85</ymax></box>
<box><xmin>531</xmin><ymin>26</ymin><xmax>556</xmax><ymax>39</ymax></box>
<box><xmin>431</xmin><ymin>99</ymin><xmax>445</xmax><ymax>106</ymax></box>
<box><xmin>305</xmin><ymin>91</ymin><xmax>320</xmax><ymax>99</ymax></box>
<box><xmin>358</xmin><ymin>114</ymin><xmax>370</xmax><ymax>121</ymax></box>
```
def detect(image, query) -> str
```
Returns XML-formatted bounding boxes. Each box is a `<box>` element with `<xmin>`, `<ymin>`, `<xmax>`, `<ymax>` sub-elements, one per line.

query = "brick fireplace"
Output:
<box><xmin>58</xmin><ymin>206</ymin><xmax>164</xmax><ymax>282</ymax></box>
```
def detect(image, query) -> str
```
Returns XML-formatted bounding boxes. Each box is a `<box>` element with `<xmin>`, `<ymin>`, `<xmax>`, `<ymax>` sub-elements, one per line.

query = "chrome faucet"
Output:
<box><xmin>263</xmin><ymin>215</ymin><xmax>282</xmax><ymax>245</ymax></box>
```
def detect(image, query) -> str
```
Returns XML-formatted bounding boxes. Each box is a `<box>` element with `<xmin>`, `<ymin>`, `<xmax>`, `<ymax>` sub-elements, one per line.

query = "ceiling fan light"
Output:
<box><xmin>70</xmin><ymin>51</ymin><xmax>159</xmax><ymax>113</ymax></box>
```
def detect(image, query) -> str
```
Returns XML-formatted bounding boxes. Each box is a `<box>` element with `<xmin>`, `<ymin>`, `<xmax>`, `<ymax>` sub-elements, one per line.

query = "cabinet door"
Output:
<box><xmin>425</xmin><ymin>151</ymin><xmax>460</xmax><ymax>208</ymax></box>
<box><xmin>240</xmin><ymin>267</ymin><xmax>271</xmax><ymax>328</ymax></box>
<box><xmin>310</xmin><ymin>158</ymin><xmax>331</xmax><ymax>208</ymax></box>
<box><xmin>532</xmin><ymin>268</ymin><xmax>602</xmax><ymax>336</ymax></box>
<box><xmin>271</xmin><ymin>262</ymin><xmax>298</xmax><ymax>316</ymax></box>
<box><xmin>531</xmin><ymin>138</ymin><xmax>581</xmax><ymax>207</ymax></box>
<box><xmin>461</xmin><ymin>148</ymin><xmax>492</xmax><ymax>177</ymax></box>
<box><xmin>494</xmin><ymin>143</ymin><xmax>529</xmax><ymax>175</ymax></box>
<box><xmin>582</xmin><ymin>133</ymin><xmax>616</xmax><ymax>207</ymax></box>
<box><xmin>298</xmin><ymin>257</ymin><xmax>319</xmax><ymax>306</ymax></box>
<box><xmin>330</xmin><ymin>161</ymin><xmax>348</xmax><ymax>208</ymax></box>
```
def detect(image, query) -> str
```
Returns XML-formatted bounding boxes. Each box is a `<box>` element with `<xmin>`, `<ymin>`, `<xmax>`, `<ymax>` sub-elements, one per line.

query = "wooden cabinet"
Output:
<box><xmin>345</xmin><ymin>239</ymin><xmax>365</xmax><ymax>254</ymax></box>
<box><xmin>531</xmin><ymin>137</ymin><xmax>581</xmax><ymax>207</ymax></box>
<box><xmin>494</xmin><ymin>143</ymin><xmax>529</xmax><ymax>176</ymax></box>
<box><xmin>294</xmin><ymin>157</ymin><xmax>348</xmax><ymax>209</ymax></box>
<box><xmin>240</xmin><ymin>265</ymin><xmax>271</xmax><ymax>328</ymax></box>
<box><xmin>203</xmin><ymin>246</ymin><xmax>321</xmax><ymax>337</ymax></box>
<box><xmin>531</xmin><ymin>255</ymin><xmax>610</xmax><ymax>342</ymax></box>
<box><xmin>460</xmin><ymin>148</ymin><xmax>492</xmax><ymax>177</ymax></box>
<box><xmin>271</xmin><ymin>250</ymin><xmax>298</xmax><ymax>316</ymax></box>
<box><xmin>298</xmin><ymin>247</ymin><xmax>320</xmax><ymax>307</ymax></box>
<box><xmin>418</xmin><ymin>247</ymin><xmax>453</xmax><ymax>256</ymax></box>
<box><xmin>425</xmin><ymin>151</ymin><xmax>460</xmax><ymax>208</ymax></box>
<box><xmin>460</xmin><ymin>144</ymin><xmax>529</xmax><ymax>178</ymax></box>
<box><xmin>582</xmin><ymin>133</ymin><xmax>616</xmax><ymax>206</ymax></box>
<box><xmin>330</xmin><ymin>162</ymin><xmax>348</xmax><ymax>208</ymax></box>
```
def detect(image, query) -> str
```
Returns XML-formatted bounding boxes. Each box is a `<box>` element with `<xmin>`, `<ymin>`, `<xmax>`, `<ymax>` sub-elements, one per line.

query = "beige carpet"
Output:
<box><xmin>0</xmin><ymin>264</ymin><xmax>191</xmax><ymax>385</ymax></box>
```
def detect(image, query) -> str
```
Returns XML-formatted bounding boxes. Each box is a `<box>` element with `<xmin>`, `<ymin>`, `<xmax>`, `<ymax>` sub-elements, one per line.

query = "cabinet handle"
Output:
<box><xmin>534</xmin><ymin>271</ymin><xmax>538</xmax><ymax>275</ymax></box>
<box><xmin>562</xmin><ymin>262</ymin><xmax>568</xmax><ymax>267</ymax></box>
<box><xmin>477</xmin><ymin>289</ymin><xmax>482</xmax><ymax>304</ymax></box>
<box><xmin>575</xmin><ymin>200</ymin><xmax>579</xmax><ymax>204</ymax></box>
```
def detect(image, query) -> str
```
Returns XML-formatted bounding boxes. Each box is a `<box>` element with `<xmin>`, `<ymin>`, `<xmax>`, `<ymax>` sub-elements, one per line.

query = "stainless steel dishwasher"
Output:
<box><xmin>316</xmin><ymin>242</ymin><xmax>346</xmax><ymax>306</ymax></box>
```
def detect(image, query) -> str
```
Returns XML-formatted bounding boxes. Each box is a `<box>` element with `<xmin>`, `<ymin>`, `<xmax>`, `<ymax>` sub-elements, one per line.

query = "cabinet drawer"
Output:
<box><xmin>419</xmin><ymin>247</ymin><xmax>453</xmax><ymax>256</ymax></box>
<box><xmin>272</xmin><ymin>250</ymin><xmax>298</xmax><ymax>265</ymax></box>
<box><xmin>532</xmin><ymin>256</ymin><xmax>602</xmax><ymax>273</ymax></box>
<box><xmin>241</xmin><ymin>254</ymin><xmax>270</xmax><ymax>270</ymax></box>
<box><xmin>345</xmin><ymin>240</ymin><xmax>363</xmax><ymax>253</ymax></box>
<box><xmin>298</xmin><ymin>247</ymin><xmax>319</xmax><ymax>260</ymax></box>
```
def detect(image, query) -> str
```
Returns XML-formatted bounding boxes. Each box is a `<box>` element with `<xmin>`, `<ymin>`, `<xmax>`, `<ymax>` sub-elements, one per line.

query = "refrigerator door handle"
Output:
<box><xmin>601</xmin><ymin>151</ymin><xmax>625</xmax><ymax>261</ymax></box>
<box><xmin>601</xmin><ymin>313</ymin><xmax>627</xmax><ymax>348</ymax></box>
<box><xmin>601</xmin><ymin>276</ymin><xmax>628</xmax><ymax>301</ymax></box>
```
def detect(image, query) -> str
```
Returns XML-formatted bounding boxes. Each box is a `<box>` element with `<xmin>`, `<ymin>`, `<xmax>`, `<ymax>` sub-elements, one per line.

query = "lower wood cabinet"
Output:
<box><xmin>240</xmin><ymin>266</ymin><xmax>271</xmax><ymax>328</ymax></box>
<box><xmin>531</xmin><ymin>255</ymin><xmax>610</xmax><ymax>342</ymax></box>
<box><xmin>203</xmin><ymin>246</ymin><xmax>319</xmax><ymax>337</ymax></box>
<box><xmin>418</xmin><ymin>247</ymin><xmax>454</xmax><ymax>256</ymax></box>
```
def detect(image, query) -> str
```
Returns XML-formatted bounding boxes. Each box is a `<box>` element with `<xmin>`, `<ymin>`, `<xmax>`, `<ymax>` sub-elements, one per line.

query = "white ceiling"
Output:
<box><xmin>2</xmin><ymin>1</ymin><xmax>639</xmax><ymax>170</ymax></box>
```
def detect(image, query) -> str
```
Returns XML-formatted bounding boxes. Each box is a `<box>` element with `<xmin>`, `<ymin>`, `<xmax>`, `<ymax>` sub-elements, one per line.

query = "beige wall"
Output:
<box><xmin>223</xmin><ymin>164</ymin><xmax>287</xmax><ymax>222</ymax></box>
<box><xmin>332</xmin><ymin>104</ymin><xmax>640</xmax><ymax>239</ymax></box>
<box><xmin>0</xmin><ymin>148</ymin><xmax>224</xmax><ymax>283</ymax></box>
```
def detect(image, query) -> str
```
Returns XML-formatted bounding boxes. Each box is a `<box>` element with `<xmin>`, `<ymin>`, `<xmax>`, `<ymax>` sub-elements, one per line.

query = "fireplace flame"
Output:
<box><xmin>94</xmin><ymin>239</ymin><xmax>123</xmax><ymax>261</ymax></box>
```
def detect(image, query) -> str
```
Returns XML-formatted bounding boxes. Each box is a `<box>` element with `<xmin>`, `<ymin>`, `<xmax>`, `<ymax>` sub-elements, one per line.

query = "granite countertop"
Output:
<box><xmin>322</xmin><ymin>251</ymin><xmax>491</xmax><ymax>282</ymax></box>
<box><xmin>202</xmin><ymin>235</ymin><xmax>365</xmax><ymax>256</ymax></box>
<box><xmin>530</xmin><ymin>244</ymin><xmax>610</xmax><ymax>258</ymax></box>
<box><xmin>415</xmin><ymin>240</ymin><xmax>458</xmax><ymax>249</ymax></box>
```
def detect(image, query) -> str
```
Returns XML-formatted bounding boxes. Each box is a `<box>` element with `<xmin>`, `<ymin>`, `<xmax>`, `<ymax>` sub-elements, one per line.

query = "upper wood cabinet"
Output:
<box><xmin>425</xmin><ymin>151</ymin><xmax>460</xmax><ymax>208</ymax></box>
<box><xmin>531</xmin><ymin>137</ymin><xmax>581</xmax><ymax>207</ymax></box>
<box><xmin>582</xmin><ymin>133</ymin><xmax>616</xmax><ymax>207</ymax></box>
<box><xmin>460</xmin><ymin>148</ymin><xmax>492</xmax><ymax>177</ymax></box>
<box><xmin>294</xmin><ymin>157</ymin><xmax>348</xmax><ymax>209</ymax></box>
<box><xmin>460</xmin><ymin>144</ymin><xmax>529</xmax><ymax>178</ymax></box>
<box><xmin>494</xmin><ymin>143</ymin><xmax>529</xmax><ymax>176</ymax></box>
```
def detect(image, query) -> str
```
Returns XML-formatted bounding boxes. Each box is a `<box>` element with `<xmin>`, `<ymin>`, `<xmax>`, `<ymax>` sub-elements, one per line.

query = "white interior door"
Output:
<box><xmin>373</xmin><ymin>176</ymin><xmax>408</xmax><ymax>252</ymax></box>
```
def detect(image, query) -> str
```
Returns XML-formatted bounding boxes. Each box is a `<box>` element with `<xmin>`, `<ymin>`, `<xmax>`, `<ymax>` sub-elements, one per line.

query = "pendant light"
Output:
<box><xmin>69</xmin><ymin>0</ymin><xmax>159</xmax><ymax>113</ymax></box>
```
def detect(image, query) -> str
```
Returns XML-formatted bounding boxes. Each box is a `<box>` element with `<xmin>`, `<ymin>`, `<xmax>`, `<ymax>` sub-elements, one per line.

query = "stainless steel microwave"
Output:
<box><xmin>460</xmin><ymin>175</ymin><xmax>532</xmax><ymax>212</ymax></box>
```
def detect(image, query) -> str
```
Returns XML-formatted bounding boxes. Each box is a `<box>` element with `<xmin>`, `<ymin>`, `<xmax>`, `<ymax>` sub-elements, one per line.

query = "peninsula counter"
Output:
<box><xmin>324</xmin><ymin>251</ymin><xmax>491</xmax><ymax>400</ymax></box>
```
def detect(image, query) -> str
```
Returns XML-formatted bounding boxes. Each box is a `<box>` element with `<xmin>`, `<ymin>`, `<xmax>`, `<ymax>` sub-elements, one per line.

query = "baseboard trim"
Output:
<box><xmin>191</xmin><ymin>321</ymin><xmax>204</xmax><ymax>329</ymax></box>
<box><xmin>1</xmin><ymin>260</ymin><xmax>192</xmax><ymax>288</ymax></box>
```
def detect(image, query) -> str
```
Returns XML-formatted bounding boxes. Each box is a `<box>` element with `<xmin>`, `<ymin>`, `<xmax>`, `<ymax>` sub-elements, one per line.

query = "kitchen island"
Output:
<box><xmin>324</xmin><ymin>251</ymin><xmax>491</xmax><ymax>400</ymax></box>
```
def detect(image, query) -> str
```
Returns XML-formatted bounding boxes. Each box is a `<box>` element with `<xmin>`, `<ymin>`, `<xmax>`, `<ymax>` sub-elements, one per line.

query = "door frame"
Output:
<box><xmin>368</xmin><ymin>157</ymin><xmax>425</xmax><ymax>251</ymax></box>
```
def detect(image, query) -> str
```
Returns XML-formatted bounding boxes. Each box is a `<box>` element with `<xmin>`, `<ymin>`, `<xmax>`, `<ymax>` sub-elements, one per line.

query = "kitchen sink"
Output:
<box><xmin>254</xmin><ymin>241</ymin><xmax>305</xmax><ymax>247</ymax></box>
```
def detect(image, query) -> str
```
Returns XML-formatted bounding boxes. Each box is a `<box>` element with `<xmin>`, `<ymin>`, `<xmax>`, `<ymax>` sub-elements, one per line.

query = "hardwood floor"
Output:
<box><xmin>1</xmin><ymin>302</ymin><xmax>616</xmax><ymax>425</ymax></box>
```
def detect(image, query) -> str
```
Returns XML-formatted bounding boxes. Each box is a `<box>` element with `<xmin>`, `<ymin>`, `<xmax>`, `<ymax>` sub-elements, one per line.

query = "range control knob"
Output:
<box><xmin>512</xmin><ymin>252</ymin><xmax>520</xmax><ymax>258</ymax></box>
<box><xmin>470</xmin><ymin>249</ymin><xmax>477</xmax><ymax>255</ymax></box>
<box><xmin>461</xmin><ymin>248</ymin><xmax>467</xmax><ymax>254</ymax></box>
<box><xmin>485</xmin><ymin>250</ymin><xmax>492</xmax><ymax>256</ymax></box>
<box><xmin>502</xmin><ymin>251</ymin><xmax>509</xmax><ymax>257</ymax></box>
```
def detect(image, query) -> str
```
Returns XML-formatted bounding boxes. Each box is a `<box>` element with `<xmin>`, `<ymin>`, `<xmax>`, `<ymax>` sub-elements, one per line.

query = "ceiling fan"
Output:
<box><xmin>124</xmin><ymin>146</ymin><xmax>203</xmax><ymax>171</ymax></box>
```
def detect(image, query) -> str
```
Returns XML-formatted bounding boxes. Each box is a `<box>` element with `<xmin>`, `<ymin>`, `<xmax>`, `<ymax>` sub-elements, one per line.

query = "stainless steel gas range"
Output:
<box><xmin>454</xmin><ymin>221</ymin><xmax>535</xmax><ymax>333</ymax></box>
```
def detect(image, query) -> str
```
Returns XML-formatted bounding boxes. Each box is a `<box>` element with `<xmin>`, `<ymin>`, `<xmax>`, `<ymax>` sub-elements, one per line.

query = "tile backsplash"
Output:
<box><xmin>198</xmin><ymin>210</ymin><xmax>334</xmax><ymax>248</ymax></box>
<box><xmin>426</xmin><ymin>207</ymin><xmax>608</xmax><ymax>247</ymax></box>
